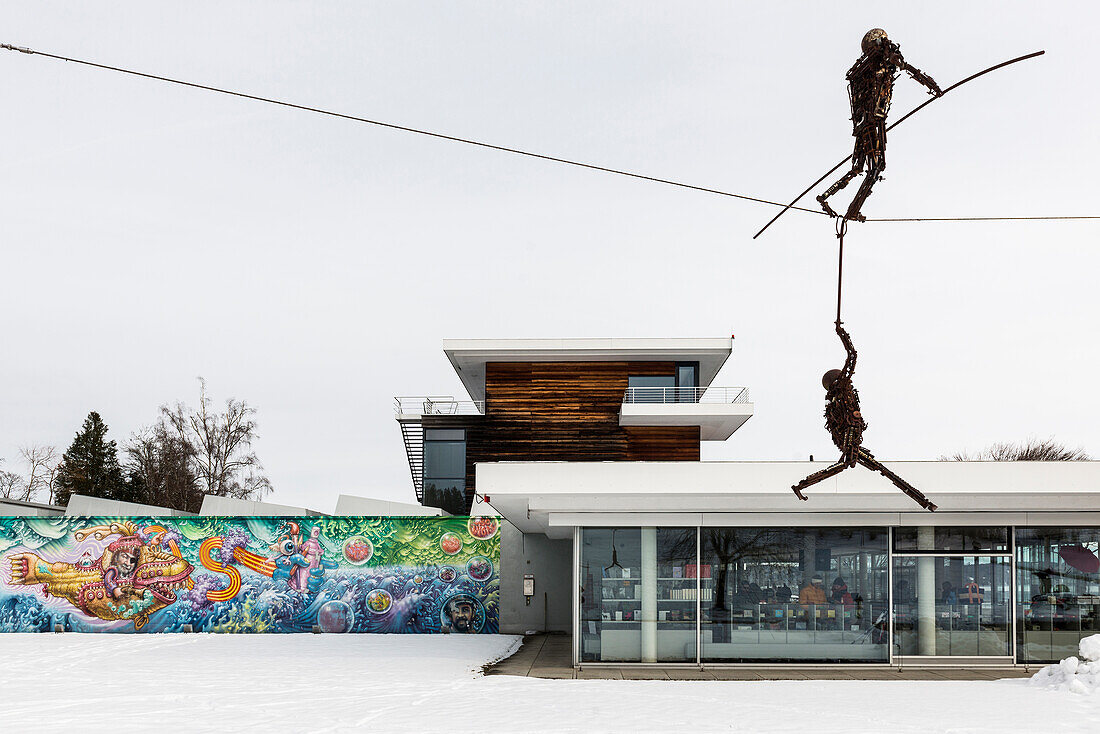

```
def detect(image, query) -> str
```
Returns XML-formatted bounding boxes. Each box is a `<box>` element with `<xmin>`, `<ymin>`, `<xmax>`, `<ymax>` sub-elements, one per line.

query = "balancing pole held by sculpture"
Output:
<box><xmin>753</xmin><ymin>47</ymin><xmax>1044</xmax><ymax>238</ymax></box>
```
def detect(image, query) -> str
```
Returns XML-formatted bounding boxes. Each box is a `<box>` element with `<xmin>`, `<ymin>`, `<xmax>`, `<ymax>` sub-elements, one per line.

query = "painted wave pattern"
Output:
<box><xmin>0</xmin><ymin>515</ymin><xmax>499</xmax><ymax>634</ymax></box>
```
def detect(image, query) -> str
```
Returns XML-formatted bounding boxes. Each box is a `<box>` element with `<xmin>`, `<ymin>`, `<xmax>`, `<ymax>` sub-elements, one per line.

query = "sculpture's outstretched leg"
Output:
<box><xmin>816</xmin><ymin>165</ymin><xmax>861</xmax><ymax>218</ymax></box>
<box><xmin>844</xmin><ymin>124</ymin><xmax>885</xmax><ymax>222</ymax></box>
<box><xmin>792</xmin><ymin>460</ymin><xmax>848</xmax><ymax>501</ymax></box>
<box><xmin>856</xmin><ymin>448</ymin><xmax>938</xmax><ymax>511</ymax></box>
<box><xmin>844</xmin><ymin>167</ymin><xmax>878</xmax><ymax>222</ymax></box>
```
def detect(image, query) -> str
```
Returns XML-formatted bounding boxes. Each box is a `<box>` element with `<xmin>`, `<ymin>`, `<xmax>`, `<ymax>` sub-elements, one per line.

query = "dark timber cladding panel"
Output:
<box><xmin>458</xmin><ymin>362</ymin><xmax>701</xmax><ymax>509</ymax></box>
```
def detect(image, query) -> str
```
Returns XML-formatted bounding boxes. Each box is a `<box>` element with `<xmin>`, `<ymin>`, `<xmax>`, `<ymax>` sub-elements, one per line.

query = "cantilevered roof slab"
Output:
<box><xmin>444</xmin><ymin>337</ymin><xmax>733</xmax><ymax>402</ymax></box>
<box><xmin>474</xmin><ymin>460</ymin><xmax>1100</xmax><ymax>539</ymax></box>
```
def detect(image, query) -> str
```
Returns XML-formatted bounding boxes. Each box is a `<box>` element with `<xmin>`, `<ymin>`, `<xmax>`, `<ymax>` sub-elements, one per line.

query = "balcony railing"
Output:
<box><xmin>623</xmin><ymin>386</ymin><xmax>750</xmax><ymax>405</ymax></box>
<box><xmin>394</xmin><ymin>395</ymin><xmax>485</xmax><ymax>417</ymax></box>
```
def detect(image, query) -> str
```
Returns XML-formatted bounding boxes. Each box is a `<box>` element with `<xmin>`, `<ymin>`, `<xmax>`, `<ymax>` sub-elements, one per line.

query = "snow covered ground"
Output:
<box><xmin>2</xmin><ymin>634</ymin><xmax>1098</xmax><ymax>733</ymax></box>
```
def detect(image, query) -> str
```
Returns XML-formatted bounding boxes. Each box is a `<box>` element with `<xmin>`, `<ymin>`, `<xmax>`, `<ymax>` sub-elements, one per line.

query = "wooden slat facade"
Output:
<box><xmin>422</xmin><ymin>362</ymin><xmax>700</xmax><ymax>512</ymax></box>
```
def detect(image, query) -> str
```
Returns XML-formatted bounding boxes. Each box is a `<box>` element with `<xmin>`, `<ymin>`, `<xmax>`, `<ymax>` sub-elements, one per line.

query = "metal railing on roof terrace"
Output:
<box><xmin>393</xmin><ymin>396</ymin><xmax>485</xmax><ymax>416</ymax></box>
<box><xmin>623</xmin><ymin>386</ymin><xmax>750</xmax><ymax>405</ymax></box>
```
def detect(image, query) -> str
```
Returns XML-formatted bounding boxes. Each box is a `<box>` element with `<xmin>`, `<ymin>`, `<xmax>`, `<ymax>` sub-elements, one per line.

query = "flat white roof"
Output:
<box><xmin>443</xmin><ymin>337</ymin><xmax>733</xmax><ymax>401</ymax></box>
<box><xmin>474</xmin><ymin>460</ymin><xmax>1100</xmax><ymax>538</ymax></box>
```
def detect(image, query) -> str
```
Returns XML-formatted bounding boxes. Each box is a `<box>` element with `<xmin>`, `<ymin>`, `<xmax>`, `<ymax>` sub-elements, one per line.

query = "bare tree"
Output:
<box><xmin>161</xmin><ymin>378</ymin><xmax>273</xmax><ymax>502</ymax></box>
<box><xmin>0</xmin><ymin>460</ymin><xmax>28</xmax><ymax>501</ymax></box>
<box><xmin>943</xmin><ymin>438</ymin><xmax>1090</xmax><ymax>462</ymax></box>
<box><xmin>0</xmin><ymin>447</ymin><xmax>60</xmax><ymax>503</ymax></box>
<box><xmin>125</xmin><ymin>422</ymin><xmax>203</xmax><ymax>512</ymax></box>
<box><xmin>20</xmin><ymin>444</ymin><xmax>59</xmax><ymax>504</ymax></box>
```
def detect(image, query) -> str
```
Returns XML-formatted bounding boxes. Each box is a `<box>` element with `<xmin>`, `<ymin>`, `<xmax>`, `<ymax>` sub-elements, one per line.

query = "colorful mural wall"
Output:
<box><xmin>0</xmin><ymin>515</ymin><xmax>500</xmax><ymax>634</ymax></box>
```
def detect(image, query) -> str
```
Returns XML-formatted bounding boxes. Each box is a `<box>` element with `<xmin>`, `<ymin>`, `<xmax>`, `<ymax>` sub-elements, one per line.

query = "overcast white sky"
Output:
<box><xmin>2</xmin><ymin>2</ymin><xmax>1097</xmax><ymax>511</ymax></box>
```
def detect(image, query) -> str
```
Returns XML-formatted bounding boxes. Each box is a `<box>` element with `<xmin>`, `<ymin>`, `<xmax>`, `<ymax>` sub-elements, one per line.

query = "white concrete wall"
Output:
<box><xmin>498</xmin><ymin>522</ymin><xmax>572</xmax><ymax>634</ymax></box>
<box><xmin>0</xmin><ymin>498</ymin><xmax>65</xmax><ymax>517</ymax></box>
<box><xmin>333</xmin><ymin>494</ymin><xmax>445</xmax><ymax>516</ymax></box>
<box><xmin>198</xmin><ymin>495</ymin><xmax>322</xmax><ymax>517</ymax></box>
<box><xmin>65</xmin><ymin>494</ymin><xmax>191</xmax><ymax>517</ymax></box>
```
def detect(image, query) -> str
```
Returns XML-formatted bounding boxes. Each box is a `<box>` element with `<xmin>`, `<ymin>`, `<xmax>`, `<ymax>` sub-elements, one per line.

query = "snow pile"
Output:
<box><xmin>1031</xmin><ymin>634</ymin><xmax>1100</xmax><ymax>694</ymax></box>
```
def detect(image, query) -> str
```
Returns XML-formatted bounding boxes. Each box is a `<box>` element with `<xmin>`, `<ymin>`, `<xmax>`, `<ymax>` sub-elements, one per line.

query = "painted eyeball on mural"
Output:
<box><xmin>365</xmin><ymin>588</ymin><xmax>392</xmax><ymax>615</ymax></box>
<box><xmin>440</xmin><ymin>532</ymin><xmax>463</xmax><ymax>556</ymax></box>
<box><xmin>466</xmin><ymin>556</ymin><xmax>493</xmax><ymax>582</ymax></box>
<box><xmin>278</xmin><ymin>539</ymin><xmax>296</xmax><ymax>556</ymax></box>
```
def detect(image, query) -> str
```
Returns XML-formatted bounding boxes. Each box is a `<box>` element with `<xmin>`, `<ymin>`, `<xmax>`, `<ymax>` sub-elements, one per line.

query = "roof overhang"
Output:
<box><xmin>473</xmin><ymin>460</ymin><xmax>1100</xmax><ymax>539</ymax></box>
<box><xmin>619</xmin><ymin>401</ymin><xmax>754</xmax><ymax>440</ymax></box>
<box><xmin>444</xmin><ymin>337</ymin><xmax>733</xmax><ymax>402</ymax></box>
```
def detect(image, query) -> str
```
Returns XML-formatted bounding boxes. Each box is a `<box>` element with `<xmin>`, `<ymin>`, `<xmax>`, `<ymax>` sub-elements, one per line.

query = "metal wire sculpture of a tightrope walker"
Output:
<box><xmin>791</xmin><ymin>278</ymin><xmax>939</xmax><ymax>512</ymax></box>
<box><xmin>792</xmin><ymin>29</ymin><xmax>941</xmax><ymax>511</ymax></box>
<box><xmin>816</xmin><ymin>28</ymin><xmax>943</xmax><ymax>222</ymax></box>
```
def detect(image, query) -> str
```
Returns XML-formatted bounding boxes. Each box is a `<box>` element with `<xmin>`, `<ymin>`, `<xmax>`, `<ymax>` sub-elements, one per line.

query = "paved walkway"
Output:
<box><xmin>487</xmin><ymin>634</ymin><xmax>1036</xmax><ymax>681</ymax></box>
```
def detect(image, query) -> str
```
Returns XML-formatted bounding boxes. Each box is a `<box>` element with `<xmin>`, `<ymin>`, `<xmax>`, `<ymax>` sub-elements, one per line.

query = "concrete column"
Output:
<box><xmin>917</xmin><ymin>526</ymin><xmax>937</xmax><ymax>656</ymax></box>
<box><xmin>640</xmin><ymin>527</ymin><xmax>658</xmax><ymax>663</ymax></box>
<box><xmin>803</xmin><ymin>534</ymin><xmax>817</xmax><ymax>582</ymax></box>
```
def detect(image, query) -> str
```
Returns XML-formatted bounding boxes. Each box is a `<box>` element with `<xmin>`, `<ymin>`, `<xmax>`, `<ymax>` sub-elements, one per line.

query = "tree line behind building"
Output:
<box><xmin>0</xmin><ymin>379</ymin><xmax>271</xmax><ymax>513</ymax></box>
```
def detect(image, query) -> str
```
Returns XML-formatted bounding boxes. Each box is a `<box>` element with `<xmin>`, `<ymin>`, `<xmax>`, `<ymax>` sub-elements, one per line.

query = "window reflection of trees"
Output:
<box><xmin>663</xmin><ymin>528</ymin><xmax>791</xmax><ymax>616</ymax></box>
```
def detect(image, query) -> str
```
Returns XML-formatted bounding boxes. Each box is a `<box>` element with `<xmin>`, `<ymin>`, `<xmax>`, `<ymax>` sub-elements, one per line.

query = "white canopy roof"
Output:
<box><xmin>443</xmin><ymin>337</ymin><xmax>733</xmax><ymax>402</ymax></box>
<box><xmin>474</xmin><ymin>460</ymin><xmax>1100</xmax><ymax>539</ymax></box>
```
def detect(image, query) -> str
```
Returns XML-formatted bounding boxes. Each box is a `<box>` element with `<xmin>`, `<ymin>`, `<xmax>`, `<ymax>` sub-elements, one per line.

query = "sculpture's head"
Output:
<box><xmin>822</xmin><ymin>369</ymin><xmax>843</xmax><ymax>390</ymax></box>
<box><xmin>861</xmin><ymin>28</ymin><xmax>889</xmax><ymax>55</ymax></box>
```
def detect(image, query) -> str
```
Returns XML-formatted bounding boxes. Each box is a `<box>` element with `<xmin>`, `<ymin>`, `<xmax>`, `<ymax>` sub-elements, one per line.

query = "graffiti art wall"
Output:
<box><xmin>0</xmin><ymin>515</ymin><xmax>500</xmax><ymax>634</ymax></box>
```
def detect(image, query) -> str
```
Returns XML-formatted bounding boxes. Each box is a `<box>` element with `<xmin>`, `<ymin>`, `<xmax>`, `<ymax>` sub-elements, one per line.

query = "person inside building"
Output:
<box><xmin>941</xmin><ymin>580</ymin><xmax>957</xmax><ymax>605</ymax></box>
<box><xmin>799</xmin><ymin>574</ymin><xmax>827</xmax><ymax>605</ymax></box>
<box><xmin>775</xmin><ymin>583</ymin><xmax>793</xmax><ymax>605</ymax></box>
<box><xmin>830</xmin><ymin>577</ymin><xmax>854</xmax><ymax>605</ymax></box>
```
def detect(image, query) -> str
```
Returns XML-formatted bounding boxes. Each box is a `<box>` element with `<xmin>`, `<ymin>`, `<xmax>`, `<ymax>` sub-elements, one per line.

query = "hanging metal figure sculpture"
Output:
<box><xmin>817</xmin><ymin>28</ymin><xmax>943</xmax><ymax>222</ymax></box>
<box><xmin>792</xmin><ymin>319</ymin><xmax>938</xmax><ymax>511</ymax></box>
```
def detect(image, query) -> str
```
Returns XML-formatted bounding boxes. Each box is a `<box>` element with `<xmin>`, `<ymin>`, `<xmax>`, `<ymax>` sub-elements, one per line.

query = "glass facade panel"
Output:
<box><xmin>892</xmin><ymin>555</ymin><xmax>1011</xmax><ymax>656</ymax></box>
<box><xmin>576</xmin><ymin>524</ymin><xmax>1100</xmax><ymax>665</ymax></box>
<box><xmin>676</xmin><ymin>363</ymin><xmax>698</xmax><ymax>387</ymax></box>
<box><xmin>423</xmin><ymin>429</ymin><xmax>466</xmax><ymax>513</ymax></box>
<box><xmin>1016</xmin><ymin>528</ymin><xmax>1100</xmax><ymax>663</ymax></box>
<box><xmin>656</xmin><ymin>528</ymin><xmax>699</xmax><ymax>661</ymax></box>
<box><xmin>893</xmin><ymin>526</ymin><xmax>1008</xmax><ymax>553</ymax></box>
<box><xmin>699</xmin><ymin>527</ymin><xmax>889</xmax><ymax>663</ymax></box>
<box><xmin>424</xmin><ymin>441</ymin><xmax>465</xmax><ymax>479</ymax></box>
<box><xmin>579</xmin><ymin>528</ymin><xmax>698</xmax><ymax>663</ymax></box>
<box><xmin>626</xmin><ymin>375</ymin><xmax>675</xmax><ymax>404</ymax></box>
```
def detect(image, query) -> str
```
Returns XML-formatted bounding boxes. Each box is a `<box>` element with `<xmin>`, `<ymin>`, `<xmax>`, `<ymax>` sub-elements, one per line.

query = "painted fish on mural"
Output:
<box><xmin>6</xmin><ymin>521</ymin><xmax>194</xmax><ymax>630</ymax></box>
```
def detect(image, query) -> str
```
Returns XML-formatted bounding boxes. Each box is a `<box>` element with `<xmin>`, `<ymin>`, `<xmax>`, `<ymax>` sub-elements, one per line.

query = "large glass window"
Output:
<box><xmin>699</xmin><ymin>527</ymin><xmax>889</xmax><ymax>663</ymax></box>
<box><xmin>676</xmin><ymin>363</ymin><xmax>698</xmax><ymax>402</ymax></box>
<box><xmin>579</xmin><ymin>528</ymin><xmax>697</xmax><ymax>663</ymax></box>
<box><xmin>1016</xmin><ymin>528</ymin><xmax>1100</xmax><ymax>663</ymax></box>
<box><xmin>423</xmin><ymin>429</ymin><xmax>465</xmax><ymax>512</ymax></box>
<box><xmin>892</xmin><ymin>555</ymin><xmax>1011</xmax><ymax>656</ymax></box>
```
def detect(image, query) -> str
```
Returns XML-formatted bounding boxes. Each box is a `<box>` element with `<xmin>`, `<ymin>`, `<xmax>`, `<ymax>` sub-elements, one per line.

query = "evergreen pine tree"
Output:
<box><xmin>54</xmin><ymin>411</ymin><xmax>127</xmax><ymax>507</ymax></box>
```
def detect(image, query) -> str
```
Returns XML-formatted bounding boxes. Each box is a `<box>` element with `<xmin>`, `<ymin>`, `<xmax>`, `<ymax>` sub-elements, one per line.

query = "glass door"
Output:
<box><xmin>892</xmin><ymin>555</ymin><xmax>1012</xmax><ymax>657</ymax></box>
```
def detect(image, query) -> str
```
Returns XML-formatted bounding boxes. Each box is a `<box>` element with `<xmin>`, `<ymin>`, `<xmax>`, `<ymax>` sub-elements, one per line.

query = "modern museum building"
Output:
<box><xmin>403</xmin><ymin>337</ymin><xmax>1100</xmax><ymax>668</ymax></box>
